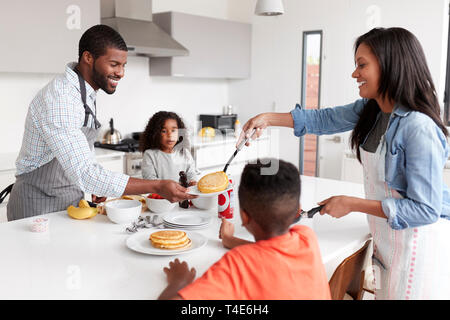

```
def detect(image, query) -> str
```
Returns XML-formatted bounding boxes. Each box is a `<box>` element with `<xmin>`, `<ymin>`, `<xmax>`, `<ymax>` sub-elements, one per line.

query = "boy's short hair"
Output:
<box><xmin>238</xmin><ymin>159</ymin><xmax>301</xmax><ymax>234</ymax></box>
<box><xmin>78</xmin><ymin>24</ymin><xmax>128</xmax><ymax>62</ymax></box>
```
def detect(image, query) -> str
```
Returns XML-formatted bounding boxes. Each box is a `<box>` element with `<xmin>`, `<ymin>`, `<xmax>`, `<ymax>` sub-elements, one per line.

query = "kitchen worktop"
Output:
<box><xmin>0</xmin><ymin>175</ymin><xmax>370</xmax><ymax>299</ymax></box>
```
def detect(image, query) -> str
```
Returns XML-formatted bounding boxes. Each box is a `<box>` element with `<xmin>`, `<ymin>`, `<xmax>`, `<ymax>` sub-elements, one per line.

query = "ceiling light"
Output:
<box><xmin>255</xmin><ymin>0</ymin><xmax>284</xmax><ymax>16</ymax></box>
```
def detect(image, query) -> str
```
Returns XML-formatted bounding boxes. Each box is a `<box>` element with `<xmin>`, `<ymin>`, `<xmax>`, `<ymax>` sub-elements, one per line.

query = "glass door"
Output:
<box><xmin>299</xmin><ymin>31</ymin><xmax>323</xmax><ymax>176</ymax></box>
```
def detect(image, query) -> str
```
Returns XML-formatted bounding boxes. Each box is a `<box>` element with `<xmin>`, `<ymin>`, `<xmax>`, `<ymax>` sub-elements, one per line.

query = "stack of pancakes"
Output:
<box><xmin>149</xmin><ymin>230</ymin><xmax>192</xmax><ymax>250</ymax></box>
<box><xmin>197</xmin><ymin>171</ymin><xmax>229</xmax><ymax>193</ymax></box>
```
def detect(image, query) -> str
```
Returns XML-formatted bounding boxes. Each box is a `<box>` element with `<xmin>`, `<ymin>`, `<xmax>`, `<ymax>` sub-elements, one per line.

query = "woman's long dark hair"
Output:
<box><xmin>351</xmin><ymin>27</ymin><xmax>448</xmax><ymax>162</ymax></box>
<box><xmin>139</xmin><ymin>111</ymin><xmax>186</xmax><ymax>152</ymax></box>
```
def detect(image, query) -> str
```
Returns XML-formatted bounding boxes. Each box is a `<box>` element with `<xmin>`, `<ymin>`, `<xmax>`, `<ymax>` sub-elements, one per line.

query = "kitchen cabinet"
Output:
<box><xmin>150</xmin><ymin>12</ymin><xmax>251</xmax><ymax>79</ymax></box>
<box><xmin>95</xmin><ymin>154</ymin><xmax>125</xmax><ymax>173</ymax></box>
<box><xmin>0</xmin><ymin>0</ymin><xmax>100</xmax><ymax>73</ymax></box>
<box><xmin>84</xmin><ymin>149</ymin><xmax>125</xmax><ymax>200</ymax></box>
<box><xmin>341</xmin><ymin>150</ymin><xmax>364</xmax><ymax>184</ymax></box>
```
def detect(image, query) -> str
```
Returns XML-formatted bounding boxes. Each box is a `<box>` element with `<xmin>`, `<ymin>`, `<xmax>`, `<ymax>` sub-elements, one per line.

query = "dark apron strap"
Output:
<box><xmin>74</xmin><ymin>67</ymin><xmax>101</xmax><ymax>129</ymax></box>
<box><xmin>0</xmin><ymin>183</ymin><xmax>14</xmax><ymax>204</ymax></box>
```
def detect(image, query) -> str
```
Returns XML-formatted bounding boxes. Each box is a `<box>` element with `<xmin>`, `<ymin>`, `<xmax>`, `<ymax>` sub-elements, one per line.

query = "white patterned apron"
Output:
<box><xmin>361</xmin><ymin>135</ymin><xmax>450</xmax><ymax>300</ymax></box>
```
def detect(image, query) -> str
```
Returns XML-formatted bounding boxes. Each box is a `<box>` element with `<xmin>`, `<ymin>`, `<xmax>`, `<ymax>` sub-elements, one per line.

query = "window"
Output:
<box><xmin>299</xmin><ymin>31</ymin><xmax>323</xmax><ymax>176</ymax></box>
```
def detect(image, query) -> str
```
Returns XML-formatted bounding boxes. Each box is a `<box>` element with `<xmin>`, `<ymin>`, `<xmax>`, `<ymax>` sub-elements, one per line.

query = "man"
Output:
<box><xmin>7</xmin><ymin>25</ymin><xmax>195</xmax><ymax>221</ymax></box>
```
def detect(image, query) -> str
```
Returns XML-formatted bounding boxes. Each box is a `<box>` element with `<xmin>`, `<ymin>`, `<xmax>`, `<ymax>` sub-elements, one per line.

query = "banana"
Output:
<box><xmin>78</xmin><ymin>199</ymin><xmax>91</xmax><ymax>208</ymax></box>
<box><xmin>67</xmin><ymin>205</ymin><xmax>98</xmax><ymax>220</ymax></box>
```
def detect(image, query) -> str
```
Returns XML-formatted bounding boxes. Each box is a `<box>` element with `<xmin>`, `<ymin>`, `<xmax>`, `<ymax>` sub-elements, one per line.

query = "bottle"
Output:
<box><xmin>234</xmin><ymin>119</ymin><xmax>241</xmax><ymax>138</ymax></box>
<box><xmin>179</xmin><ymin>171</ymin><xmax>189</xmax><ymax>209</ymax></box>
<box><xmin>218</xmin><ymin>179</ymin><xmax>234</xmax><ymax>219</ymax></box>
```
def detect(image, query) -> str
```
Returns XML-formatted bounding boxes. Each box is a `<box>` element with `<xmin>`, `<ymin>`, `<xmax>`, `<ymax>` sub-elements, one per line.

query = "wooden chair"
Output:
<box><xmin>328</xmin><ymin>239</ymin><xmax>372</xmax><ymax>300</ymax></box>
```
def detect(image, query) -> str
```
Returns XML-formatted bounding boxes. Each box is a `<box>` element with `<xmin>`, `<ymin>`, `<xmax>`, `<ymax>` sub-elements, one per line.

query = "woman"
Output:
<box><xmin>239</xmin><ymin>27</ymin><xmax>450</xmax><ymax>299</ymax></box>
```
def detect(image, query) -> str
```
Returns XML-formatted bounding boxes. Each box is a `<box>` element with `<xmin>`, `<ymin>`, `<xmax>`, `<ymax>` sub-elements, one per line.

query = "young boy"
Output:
<box><xmin>158</xmin><ymin>159</ymin><xmax>331</xmax><ymax>300</ymax></box>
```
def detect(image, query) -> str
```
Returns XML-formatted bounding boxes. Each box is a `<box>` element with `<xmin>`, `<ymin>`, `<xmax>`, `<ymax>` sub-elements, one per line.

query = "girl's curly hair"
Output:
<box><xmin>139</xmin><ymin>111</ymin><xmax>186</xmax><ymax>152</ymax></box>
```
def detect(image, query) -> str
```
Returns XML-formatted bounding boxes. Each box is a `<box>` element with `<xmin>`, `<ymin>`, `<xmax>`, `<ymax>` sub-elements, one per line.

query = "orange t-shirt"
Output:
<box><xmin>178</xmin><ymin>225</ymin><xmax>331</xmax><ymax>300</ymax></box>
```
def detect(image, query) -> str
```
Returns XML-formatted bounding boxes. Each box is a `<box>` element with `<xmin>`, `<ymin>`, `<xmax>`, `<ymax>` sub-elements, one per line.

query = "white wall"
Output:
<box><xmin>228</xmin><ymin>0</ymin><xmax>449</xmax><ymax>178</ymax></box>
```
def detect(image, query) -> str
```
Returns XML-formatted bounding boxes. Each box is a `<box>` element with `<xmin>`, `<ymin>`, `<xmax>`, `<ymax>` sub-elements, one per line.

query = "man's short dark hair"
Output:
<box><xmin>238</xmin><ymin>159</ymin><xmax>301</xmax><ymax>234</ymax></box>
<box><xmin>78</xmin><ymin>24</ymin><xmax>127</xmax><ymax>62</ymax></box>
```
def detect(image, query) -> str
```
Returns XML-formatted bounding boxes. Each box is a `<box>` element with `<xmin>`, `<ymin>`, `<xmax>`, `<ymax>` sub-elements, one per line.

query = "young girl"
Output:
<box><xmin>139</xmin><ymin>111</ymin><xmax>200</xmax><ymax>186</ymax></box>
<box><xmin>239</xmin><ymin>27</ymin><xmax>450</xmax><ymax>299</ymax></box>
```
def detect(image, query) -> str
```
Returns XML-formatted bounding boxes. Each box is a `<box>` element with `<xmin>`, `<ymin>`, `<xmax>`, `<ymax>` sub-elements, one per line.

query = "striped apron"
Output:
<box><xmin>361</xmin><ymin>135</ymin><xmax>450</xmax><ymax>299</ymax></box>
<box><xmin>7</xmin><ymin>69</ymin><xmax>101</xmax><ymax>221</ymax></box>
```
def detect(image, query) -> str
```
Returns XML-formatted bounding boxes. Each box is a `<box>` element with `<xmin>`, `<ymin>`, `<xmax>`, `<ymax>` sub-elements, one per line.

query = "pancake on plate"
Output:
<box><xmin>149</xmin><ymin>230</ymin><xmax>192</xmax><ymax>250</ymax></box>
<box><xmin>197</xmin><ymin>171</ymin><xmax>229</xmax><ymax>193</ymax></box>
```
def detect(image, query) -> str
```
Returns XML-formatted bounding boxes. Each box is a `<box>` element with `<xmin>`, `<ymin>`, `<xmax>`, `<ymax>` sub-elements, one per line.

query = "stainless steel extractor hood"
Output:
<box><xmin>100</xmin><ymin>0</ymin><xmax>188</xmax><ymax>57</ymax></box>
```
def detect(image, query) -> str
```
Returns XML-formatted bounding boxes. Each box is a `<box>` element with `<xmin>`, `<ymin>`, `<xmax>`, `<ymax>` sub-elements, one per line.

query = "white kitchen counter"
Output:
<box><xmin>0</xmin><ymin>175</ymin><xmax>370</xmax><ymax>299</ymax></box>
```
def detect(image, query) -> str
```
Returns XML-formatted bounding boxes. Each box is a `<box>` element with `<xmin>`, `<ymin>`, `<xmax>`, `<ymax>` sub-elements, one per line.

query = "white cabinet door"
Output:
<box><xmin>151</xmin><ymin>12</ymin><xmax>251</xmax><ymax>79</ymax></box>
<box><xmin>0</xmin><ymin>0</ymin><xmax>100</xmax><ymax>73</ymax></box>
<box><xmin>341</xmin><ymin>152</ymin><xmax>364</xmax><ymax>184</ymax></box>
<box><xmin>84</xmin><ymin>154</ymin><xmax>125</xmax><ymax>200</ymax></box>
<box><xmin>96</xmin><ymin>155</ymin><xmax>125</xmax><ymax>173</ymax></box>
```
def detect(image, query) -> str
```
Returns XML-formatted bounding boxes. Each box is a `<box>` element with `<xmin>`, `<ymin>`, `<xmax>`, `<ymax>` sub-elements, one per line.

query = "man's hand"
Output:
<box><xmin>158</xmin><ymin>259</ymin><xmax>196</xmax><ymax>300</ymax></box>
<box><xmin>91</xmin><ymin>194</ymin><xmax>107</xmax><ymax>203</ymax></box>
<box><xmin>123</xmin><ymin>178</ymin><xmax>197</xmax><ymax>202</ymax></box>
<box><xmin>157</xmin><ymin>180</ymin><xmax>198</xmax><ymax>203</ymax></box>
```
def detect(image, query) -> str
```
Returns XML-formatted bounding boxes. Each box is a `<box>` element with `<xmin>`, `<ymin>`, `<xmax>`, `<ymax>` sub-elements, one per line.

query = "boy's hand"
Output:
<box><xmin>158</xmin><ymin>259</ymin><xmax>196</xmax><ymax>300</ymax></box>
<box><xmin>219</xmin><ymin>218</ymin><xmax>235</xmax><ymax>248</ymax></box>
<box><xmin>163</xmin><ymin>258</ymin><xmax>196</xmax><ymax>287</ymax></box>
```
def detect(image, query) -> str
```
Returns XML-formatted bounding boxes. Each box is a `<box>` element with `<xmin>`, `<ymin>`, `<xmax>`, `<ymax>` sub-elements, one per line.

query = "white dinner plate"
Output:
<box><xmin>163</xmin><ymin>222</ymin><xmax>211</xmax><ymax>230</ymax></box>
<box><xmin>163</xmin><ymin>211</ymin><xmax>212</xmax><ymax>226</ymax></box>
<box><xmin>126</xmin><ymin>229</ymin><xmax>208</xmax><ymax>256</ymax></box>
<box><xmin>187</xmin><ymin>185</ymin><xmax>233</xmax><ymax>197</ymax></box>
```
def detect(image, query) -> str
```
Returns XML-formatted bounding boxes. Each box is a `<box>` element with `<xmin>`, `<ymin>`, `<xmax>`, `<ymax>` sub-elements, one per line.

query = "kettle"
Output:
<box><xmin>102</xmin><ymin>118</ymin><xmax>122</xmax><ymax>144</ymax></box>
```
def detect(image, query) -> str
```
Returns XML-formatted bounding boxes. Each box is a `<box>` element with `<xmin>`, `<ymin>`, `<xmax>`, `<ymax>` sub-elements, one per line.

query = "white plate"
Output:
<box><xmin>126</xmin><ymin>229</ymin><xmax>208</xmax><ymax>256</ymax></box>
<box><xmin>187</xmin><ymin>185</ymin><xmax>233</xmax><ymax>197</ymax></box>
<box><xmin>163</xmin><ymin>222</ymin><xmax>211</xmax><ymax>230</ymax></box>
<box><xmin>163</xmin><ymin>212</ymin><xmax>212</xmax><ymax>226</ymax></box>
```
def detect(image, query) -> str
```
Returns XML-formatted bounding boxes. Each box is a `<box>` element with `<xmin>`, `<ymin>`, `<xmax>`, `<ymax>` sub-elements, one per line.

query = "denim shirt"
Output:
<box><xmin>291</xmin><ymin>98</ymin><xmax>450</xmax><ymax>230</ymax></box>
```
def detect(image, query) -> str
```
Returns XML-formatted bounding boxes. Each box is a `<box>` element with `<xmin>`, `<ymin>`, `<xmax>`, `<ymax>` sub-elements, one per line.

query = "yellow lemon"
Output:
<box><xmin>199</xmin><ymin>127</ymin><xmax>215</xmax><ymax>138</ymax></box>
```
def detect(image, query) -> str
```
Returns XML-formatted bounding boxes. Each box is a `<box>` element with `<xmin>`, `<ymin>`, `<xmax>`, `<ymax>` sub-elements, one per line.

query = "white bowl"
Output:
<box><xmin>105</xmin><ymin>199</ymin><xmax>142</xmax><ymax>224</ymax></box>
<box><xmin>146</xmin><ymin>197</ymin><xmax>177</xmax><ymax>213</ymax></box>
<box><xmin>192</xmin><ymin>196</ymin><xmax>217</xmax><ymax>210</ymax></box>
